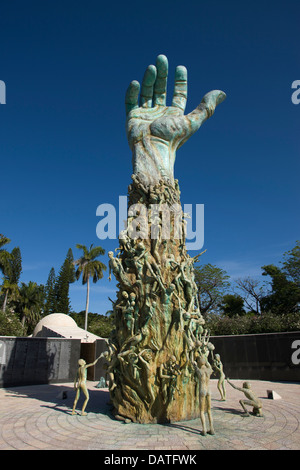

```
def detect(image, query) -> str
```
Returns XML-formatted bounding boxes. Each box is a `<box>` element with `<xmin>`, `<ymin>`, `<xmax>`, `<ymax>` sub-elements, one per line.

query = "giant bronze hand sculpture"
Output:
<box><xmin>107</xmin><ymin>55</ymin><xmax>226</xmax><ymax>424</ymax></box>
<box><xmin>125</xmin><ymin>54</ymin><xmax>226</xmax><ymax>187</ymax></box>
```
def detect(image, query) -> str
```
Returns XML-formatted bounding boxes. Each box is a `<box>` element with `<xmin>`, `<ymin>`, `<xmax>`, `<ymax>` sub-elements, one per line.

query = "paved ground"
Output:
<box><xmin>0</xmin><ymin>379</ymin><xmax>299</xmax><ymax>451</ymax></box>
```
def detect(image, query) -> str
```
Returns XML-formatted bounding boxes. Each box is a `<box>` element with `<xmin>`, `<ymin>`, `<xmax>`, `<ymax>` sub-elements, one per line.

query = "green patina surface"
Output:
<box><xmin>106</xmin><ymin>55</ymin><xmax>226</xmax><ymax>424</ymax></box>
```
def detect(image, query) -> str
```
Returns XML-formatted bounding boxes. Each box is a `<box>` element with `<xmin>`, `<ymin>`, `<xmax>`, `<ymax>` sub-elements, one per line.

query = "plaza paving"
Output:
<box><xmin>0</xmin><ymin>379</ymin><xmax>299</xmax><ymax>451</ymax></box>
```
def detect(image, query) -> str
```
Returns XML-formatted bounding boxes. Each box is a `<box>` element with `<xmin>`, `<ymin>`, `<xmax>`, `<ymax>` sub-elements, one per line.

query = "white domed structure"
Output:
<box><xmin>32</xmin><ymin>313</ymin><xmax>101</xmax><ymax>343</ymax></box>
<box><xmin>33</xmin><ymin>313</ymin><xmax>77</xmax><ymax>336</ymax></box>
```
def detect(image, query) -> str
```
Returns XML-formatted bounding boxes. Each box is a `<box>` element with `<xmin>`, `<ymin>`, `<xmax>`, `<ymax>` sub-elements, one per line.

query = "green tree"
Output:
<box><xmin>261</xmin><ymin>264</ymin><xmax>300</xmax><ymax>314</ymax></box>
<box><xmin>55</xmin><ymin>249</ymin><xmax>75</xmax><ymax>314</ymax></box>
<box><xmin>219</xmin><ymin>294</ymin><xmax>246</xmax><ymax>317</ymax></box>
<box><xmin>70</xmin><ymin>311</ymin><xmax>113</xmax><ymax>338</ymax></box>
<box><xmin>0</xmin><ymin>309</ymin><xmax>23</xmax><ymax>336</ymax></box>
<box><xmin>74</xmin><ymin>244</ymin><xmax>107</xmax><ymax>331</ymax></box>
<box><xmin>1</xmin><ymin>279</ymin><xmax>19</xmax><ymax>311</ymax></box>
<box><xmin>16</xmin><ymin>281</ymin><xmax>45</xmax><ymax>333</ymax></box>
<box><xmin>7</xmin><ymin>247</ymin><xmax>22</xmax><ymax>284</ymax></box>
<box><xmin>281</xmin><ymin>241</ymin><xmax>300</xmax><ymax>287</ymax></box>
<box><xmin>1</xmin><ymin>246</ymin><xmax>22</xmax><ymax>310</ymax></box>
<box><xmin>235</xmin><ymin>276</ymin><xmax>266</xmax><ymax>314</ymax></box>
<box><xmin>0</xmin><ymin>234</ymin><xmax>11</xmax><ymax>277</ymax></box>
<box><xmin>194</xmin><ymin>263</ymin><xmax>230</xmax><ymax>315</ymax></box>
<box><xmin>44</xmin><ymin>267</ymin><xmax>57</xmax><ymax>315</ymax></box>
<box><xmin>259</xmin><ymin>242</ymin><xmax>300</xmax><ymax>315</ymax></box>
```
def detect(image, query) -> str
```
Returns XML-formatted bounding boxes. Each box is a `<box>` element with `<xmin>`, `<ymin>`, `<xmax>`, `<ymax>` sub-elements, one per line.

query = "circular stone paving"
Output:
<box><xmin>0</xmin><ymin>379</ymin><xmax>299</xmax><ymax>450</ymax></box>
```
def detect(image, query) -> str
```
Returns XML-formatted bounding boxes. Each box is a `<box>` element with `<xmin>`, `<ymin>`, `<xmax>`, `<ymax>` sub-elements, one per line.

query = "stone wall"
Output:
<box><xmin>0</xmin><ymin>336</ymin><xmax>81</xmax><ymax>387</ymax></box>
<box><xmin>211</xmin><ymin>331</ymin><xmax>300</xmax><ymax>381</ymax></box>
<box><xmin>0</xmin><ymin>332</ymin><xmax>299</xmax><ymax>388</ymax></box>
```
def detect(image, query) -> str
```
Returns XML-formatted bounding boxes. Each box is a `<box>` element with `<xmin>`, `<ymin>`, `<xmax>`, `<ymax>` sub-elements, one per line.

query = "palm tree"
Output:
<box><xmin>0</xmin><ymin>235</ymin><xmax>12</xmax><ymax>311</ymax></box>
<box><xmin>0</xmin><ymin>234</ymin><xmax>10</xmax><ymax>250</ymax></box>
<box><xmin>73</xmin><ymin>244</ymin><xmax>107</xmax><ymax>331</ymax></box>
<box><xmin>17</xmin><ymin>281</ymin><xmax>44</xmax><ymax>330</ymax></box>
<box><xmin>1</xmin><ymin>246</ymin><xmax>22</xmax><ymax>310</ymax></box>
<box><xmin>0</xmin><ymin>234</ymin><xmax>11</xmax><ymax>277</ymax></box>
<box><xmin>1</xmin><ymin>278</ymin><xmax>19</xmax><ymax>310</ymax></box>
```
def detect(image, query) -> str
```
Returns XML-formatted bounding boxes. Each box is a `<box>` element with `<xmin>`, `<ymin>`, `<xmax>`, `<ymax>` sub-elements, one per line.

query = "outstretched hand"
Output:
<box><xmin>125</xmin><ymin>55</ymin><xmax>226</xmax><ymax>186</ymax></box>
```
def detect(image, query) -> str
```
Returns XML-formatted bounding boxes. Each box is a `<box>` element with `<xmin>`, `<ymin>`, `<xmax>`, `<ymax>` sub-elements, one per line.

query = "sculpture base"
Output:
<box><xmin>107</xmin><ymin>175</ymin><xmax>212</xmax><ymax>425</ymax></box>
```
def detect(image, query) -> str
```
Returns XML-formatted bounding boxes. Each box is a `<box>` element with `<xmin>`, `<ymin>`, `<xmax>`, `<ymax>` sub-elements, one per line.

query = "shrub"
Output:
<box><xmin>0</xmin><ymin>310</ymin><xmax>24</xmax><ymax>336</ymax></box>
<box><xmin>70</xmin><ymin>311</ymin><xmax>114</xmax><ymax>338</ymax></box>
<box><xmin>205</xmin><ymin>311</ymin><xmax>300</xmax><ymax>336</ymax></box>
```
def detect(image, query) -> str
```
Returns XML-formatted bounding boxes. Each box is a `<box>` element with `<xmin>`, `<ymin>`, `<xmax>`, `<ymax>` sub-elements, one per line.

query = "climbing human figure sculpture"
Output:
<box><xmin>72</xmin><ymin>356</ymin><xmax>102</xmax><ymax>416</ymax></box>
<box><xmin>193</xmin><ymin>356</ymin><xmax>215</xmax><ymax>436</ymax></box>
<box><xmin>227</xmin><ymin>378</ymin><xmax>263</xmax><ymax>417</ymax></box>
<box><xmin>212</xmin><ymin>353</ymin><xmax>226</xmax><ymax>401</ymax></box>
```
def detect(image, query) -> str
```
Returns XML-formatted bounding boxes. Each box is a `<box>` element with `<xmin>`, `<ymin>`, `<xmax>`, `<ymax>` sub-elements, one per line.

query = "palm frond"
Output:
<box><xmin>89</xmin><ymin>246</ymin><xmax>105</xmax><ymax>260</ymax></box>
<box><xmin>0</xmin><ymin>235</ymin><xmax>11</xmax><ymax>249</ymax></box>
<box><xmin>75</xmin><ymin>244</ymin><xmax>89</xmax><ymax>257</ymax></box>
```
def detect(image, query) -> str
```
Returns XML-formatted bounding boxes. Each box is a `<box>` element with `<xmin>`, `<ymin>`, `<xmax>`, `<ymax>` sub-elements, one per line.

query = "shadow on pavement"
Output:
<box><xmin>213</xmin><ymin>405</ymin><xmax>243</xmax><ymax>416</ymax></box>
<box><xmin>162</xmin><ymin>422</ymin><xmax>201</xmax><ymax>436</ymax></box>
<box><xmin>3</xmin><ymin>383</ymin><xmax>111</xmax><ymax>415</ymax></box>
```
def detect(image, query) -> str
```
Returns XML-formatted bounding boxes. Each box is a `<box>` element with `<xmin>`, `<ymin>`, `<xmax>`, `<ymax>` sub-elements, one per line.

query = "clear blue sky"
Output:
<box><xmin>1</xmin><ymin>0</ymin><xmax>299</xmax><ymax>315</ymax></box>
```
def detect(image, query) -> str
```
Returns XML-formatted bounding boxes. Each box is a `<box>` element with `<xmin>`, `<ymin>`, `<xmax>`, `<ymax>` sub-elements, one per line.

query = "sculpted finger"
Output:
<box><xmin>153</xmin><ymin>54</ymin><xmax>168</xmax><ymax>106</ymax></box>
<box><xmin>200</xmin><ymin>90</ymin><xmax>226</xmax><ymax>117</ymax></box>
<box><xmin>176</xmin><ymin>90</ymin><xmax>226</xmax><ymax>149</ymax></box>
<box><xmin>186</xmin><ymin>90</ymin><xmax>227</xmax><ymax>132</ymax></box>
<box><xmin>172</xmin><ymin>65</ymin><xmax>188</xmax><ymax>113</ymax></box>
<box><xmin>140</xmin><ymin>64</ymin><xmax>157</xmax><ymax>108</ymax></box>
<box><xmin>125</xmin><ymin>80</ymin><xmax>140</xmax><ymax>116</ymax></box>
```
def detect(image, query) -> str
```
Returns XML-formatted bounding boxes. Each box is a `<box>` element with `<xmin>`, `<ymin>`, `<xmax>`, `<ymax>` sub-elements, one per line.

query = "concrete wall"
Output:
<box><xmin>0</xmin><ymin>336</ymin><xmax>109</xmax><ymax>388</ymax></box>
<box><xmin>211</xmin><ymin>331</ymin><xmax>300</xmax><ymax>381</ymax></box>
<box><xmin>0</xmin><ymin>332</ymin><xmax>299</xmax><ymax>387</ymax></box>
<box><xmin>0</xmin><ymin>336</ymin><xmax>81</xmax><ymax>387</ymax></box>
